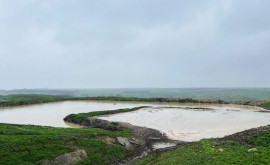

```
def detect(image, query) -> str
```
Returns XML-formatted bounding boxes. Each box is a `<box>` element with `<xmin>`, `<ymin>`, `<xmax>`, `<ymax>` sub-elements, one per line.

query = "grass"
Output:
<box><xmin>72</xmin><ymin>96</ymin><xmax>227</xmax><ymax>104</ymax></box>
<box><xmin>2</xmin><ymin>88</ymin><xmax>270</xmax><ymax>101</ymax></box>
<box><xmin>0</xmin><ymin>123</ymin><xmax>132</xmax><ymax>165</ymax></box>
<box><xmin>64</xmin><ymin>106</ymin><xmax>148</xmax><ymax>126</ymax></box>
<box><xmin>0</xmin><ymin>95</ymin><xmax>269</xmax><ymax>164</ymax></box>
<box><xmin>0</xmin><ymin>94</ymin><xmax>71</xmax><ymax>107</ymax></box>
<box><xmin>132</xmin><ymin>129</ymin><xmax>270</xmax><ymax>165</ymax></box>
<box><xmin>262</xmin><ymin>102</ymin><xmax>270</xmax><ymax>109</ymax></box>
<box><xmin>0</xmin><ymin>94</ymin><xmax>228</xmax><ymax>108</ymax></box>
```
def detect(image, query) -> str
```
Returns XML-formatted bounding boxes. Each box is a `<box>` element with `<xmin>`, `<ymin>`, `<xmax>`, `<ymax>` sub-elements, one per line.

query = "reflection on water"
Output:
<box><xmin>99</xmin><ymin>106</ymin><xmax>270</xmax><ymax>142</ymax></box>
<box><xmin>1</xmin><ymin>100</ymin><xmax>269</xmax><ymax>142</ymax></box>
<box><xmin>0</xmin><ymin>101</ymin><xmax>155</xmax><ymax>127</ymax></box>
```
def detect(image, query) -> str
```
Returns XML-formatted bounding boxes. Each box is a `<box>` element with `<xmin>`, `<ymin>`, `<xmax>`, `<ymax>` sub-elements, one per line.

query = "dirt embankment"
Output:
<box><xmin>63</xmin><ymin>105</ymin><xmax>270</xmax><ymax>164</ymax></box>
<box><xmin>64</xmin><ymin>116</ymin><xmax>182</xmax><ymax>164</ymax></box>
<box><xmin>216</xmin><ymin>125</ymin><xmax>270</xmax><ymax>145</ymax></box>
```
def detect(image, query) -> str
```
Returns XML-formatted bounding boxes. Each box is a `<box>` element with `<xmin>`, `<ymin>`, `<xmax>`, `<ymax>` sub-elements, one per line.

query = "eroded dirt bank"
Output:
<box><xmin>64</xmin><ymin>116</ymin><xmax>183</xmax><ymax>164</ymax></box>
<box><xmin>64</xmin><ymin>105</ymin><xmax>270</xmax><ymax>164</ymax></box>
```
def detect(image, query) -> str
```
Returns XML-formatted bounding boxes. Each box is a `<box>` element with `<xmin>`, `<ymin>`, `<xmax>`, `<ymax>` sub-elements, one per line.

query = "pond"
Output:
<box><xmin>1</xmin><ymin>101</ymin><xmax>269</xmax><ymax>142</ymax></box>
<box><xmin>0</xmin><ymin>101</ymin><xmax>153</xmax><ymax>127</ymax></box>
<box><xmin>99</xmin><ymin>105</ymin><xmax>270</xmax><ymax>141</ymax></box>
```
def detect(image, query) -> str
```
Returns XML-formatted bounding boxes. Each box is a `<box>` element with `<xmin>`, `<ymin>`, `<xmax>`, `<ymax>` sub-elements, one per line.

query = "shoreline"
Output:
<box><xmin>63</xmin><ymin>107</ymin><xmax>184</xmax><ymax>163</ymax></box>
<box><xmin>63</xmin><ymin>106</ymin><xmax>270</xmax><ymax>164</ymax></box>
<box><xmin>1</xmin><ymin>95</ymin><xmax>269</xmax><ymax>110</ymax></box>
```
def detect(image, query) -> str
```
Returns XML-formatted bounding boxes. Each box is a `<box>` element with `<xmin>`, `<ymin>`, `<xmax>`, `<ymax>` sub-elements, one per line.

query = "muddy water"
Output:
<box><xmin>1</xmin><ymin>101</ymin><xmax>269</xmax><ymax>142</ymax></box>
<box><xmin>99</xmin><ymin>105</ymin><xmax>270</xmax><ymax>142</ymax></box>
<box><xmin>0</xmin><ymin>101</ymin><xmax>155</xmax><ymax>127</ymax></box>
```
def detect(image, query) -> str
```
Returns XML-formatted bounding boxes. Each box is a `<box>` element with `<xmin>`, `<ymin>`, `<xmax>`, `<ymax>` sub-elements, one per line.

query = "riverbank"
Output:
<box><xmin>63</xmin><ymin>106</ymin><xmax>270</xmax><ymax>164</ymax></box>
<box><xmin>64</xmin><ymin>107</ymin><xmax>182</xmax><ymax>164</ymax></box>
<box><xmin>0</xmin><ymin>94</ymin><xmax>71</xmax><ymax>107</ymax></box>
<box><xmin>132</xmin><ymin>125</ymin><xmax>270</xmax><ymax>165</ymax></box>
<box><xmin>0</xmin><ymin>95</ymin><xmax>269</xmax><ymax>164</ymax></box>
<box><xmin>1</xmin><ymin>94</ymin><xmax>270</xmax><ymax>110</ymax></box>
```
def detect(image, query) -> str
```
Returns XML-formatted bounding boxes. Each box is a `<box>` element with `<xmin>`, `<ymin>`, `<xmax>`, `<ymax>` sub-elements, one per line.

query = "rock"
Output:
<box><xmin>129</xmin><ymin>138</ymin><xmax>141</xmax><ymax>145</ymax></box>
<box><xmin>248</xmin><ymin>148</ymin><xmax>257</xmax><ymax>152</ymax></box>
<box><xmin>148</xmin><ymin>137</ymin><xmax>161</xmax><ymax>140</ymax></box>
<box><xmin>99</xmin><ymin>136</ymin><xmax>116</xmax><ymax>145</ymax></box>
<box><xmin>41</xmin><ymin>149</ymin><xmax>87</xmax><ymax>165</ymax></box>
<box><xmin>85</xmin><ymin>117</ymin><xmax>120</xmax><ymax>130</ymax></box>
<box><xmin>117</xmin><ymin>137</ymin><xmax>133</xmax><ymax>149</ymax></box>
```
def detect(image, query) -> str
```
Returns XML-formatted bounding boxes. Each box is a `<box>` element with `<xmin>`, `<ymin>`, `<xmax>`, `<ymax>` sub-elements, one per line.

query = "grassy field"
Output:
<box><xmin>132</xmin><ymin>127</ymin><xmax>270</xmax><ymax>165</ymax></box>
<box><xmin>1</xmin><ymin>88</ymin><xmax>270</xmax><ymax>101</ymax></box>
<box><xmin>0</xmin><ymin>94</ymin><xmax>71</xmax><ymax>107</ymax></box>
<box><xmin>0</xmin><ymin>94</ymin><xmax>269</xmax><ymax>110</ymax></box>
<box><xmin>76</xmin><ymin>88</ymin><xmax>270</xmax><ymax>101</ymax></box>
<box><xmin>0</xmin><ymin>94</ymin><xmax>227</xmax><ymax>108</ymax></box>
<box><xmin>0</xmin><ymin>123</ymin><xmax>132</xmax><ymax>165</ymax></box>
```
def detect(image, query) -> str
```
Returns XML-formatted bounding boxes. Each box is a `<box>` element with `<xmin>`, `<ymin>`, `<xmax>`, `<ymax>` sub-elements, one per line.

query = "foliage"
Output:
<box><xmin>0</xmin><ymin>123</ymin><xmax>132</xmax><ymax>165</ymax></box>
<box><xmin>0</xmin><ymin>94</ymin><xmax>227</xmax><ymax>108</ymax></box>
<box><xmin>64</xmin><ymin>106</ymin><xmax>149</xmax><ymax>124</ymax></box>
<box><xmin>262</xmin><ymin>101</ymin><xmax>270</xmax><ymax>109</ymax></box>
<box><xmin>0</xmin><ymin>94</ymin><xmax>71</xmax><ymax>107</ymax></box>
<box><xmin>132</xmin><ymin>130</ymin><xmax>270</xmax><ymax>165</ymax></box>
<box><xmin>2</xmin><ymin>88</ymin><xmax>270</xmax><ymax>101</ymax></box>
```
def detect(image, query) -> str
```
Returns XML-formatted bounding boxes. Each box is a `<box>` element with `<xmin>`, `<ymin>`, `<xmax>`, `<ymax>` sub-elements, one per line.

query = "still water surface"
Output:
<box><xmin>1</xmin><ymin>101</ymin><xmax>269</xmax><ymax>142</ymax></box>
<box><xmin>99</xmin><ymin>106</ymin><xmax>270</xmax><ymax>141</ymax></box>
<box><xmin>0</xmin><ymin>101</ymin><xmax>153</xmax><ymax>127</ymax></box>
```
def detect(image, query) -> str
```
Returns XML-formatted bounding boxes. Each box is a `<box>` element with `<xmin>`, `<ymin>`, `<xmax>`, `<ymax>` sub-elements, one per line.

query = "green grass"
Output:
<box><xmin>132</xmin><ymin>131</ymin><xmax>270</xmax><ymax>165</ymax></box>
<box><xmin>0</xmin><ymin>94</ymin><xmax>71</xmax><ymax>107</ymax></box>
<box><xmin>0</xmin><ymin>94</ymin><xmax>227</xmax><ymax>108</ymax></box>
<box><xmin>3</xmin><ymin>88</ymin><xmax>270</xmax><ymax>101</ymax></box>
<box><xmin>72</xmin><ymin>96</ymin><xmax>216</xmax><ymax>103</ymax></box>
<box><xmin>64</xmin><ymin>106</ymin><xmax>148</xmax><ymax>125</ymax></box>
<box><xmin>262</xmin><ymin>102</ymin><xmax>270</xmax><ymax>109</ymax></box>
<box><xmin>0</xmin><ymin>123</ymin><xmax>132</xmax><ymax>165</ymax></box>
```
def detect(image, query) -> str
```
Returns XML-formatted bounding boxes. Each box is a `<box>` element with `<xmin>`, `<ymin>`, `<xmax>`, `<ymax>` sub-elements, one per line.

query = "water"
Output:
<box><xmin>1</xmin><ymin>101</ymin><xmax>269</xmax><ymax>142</ymax></box>
<box><xmin>99</xmin><ymin>106</ymin><xmax>270</xmax><ymax>141</ymax></box>
<box><xmin>0</xmin><ymin>100</ymin><xmax>153</xmax><ymax>127</ymax></box>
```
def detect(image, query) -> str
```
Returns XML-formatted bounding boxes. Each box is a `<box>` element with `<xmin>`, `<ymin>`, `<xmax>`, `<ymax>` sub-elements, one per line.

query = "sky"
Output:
<box><xmin>0</xmin><ymin>0</ymin><xmax>270</xmax><ymax>89</ymax></box>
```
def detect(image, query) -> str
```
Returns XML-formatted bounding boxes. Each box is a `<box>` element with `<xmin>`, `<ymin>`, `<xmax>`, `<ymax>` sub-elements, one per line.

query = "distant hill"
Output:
<box><xmin>0</xmin><ymin>88</ymin><xmax>270</xmax><ymax>101</ymax></box>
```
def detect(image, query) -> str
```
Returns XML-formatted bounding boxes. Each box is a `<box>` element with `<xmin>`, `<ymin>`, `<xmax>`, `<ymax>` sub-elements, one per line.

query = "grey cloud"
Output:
<box><xmin>0</xmin><ymin>0</ymin><xmax>269</xmax><ymax>89</ymax></box>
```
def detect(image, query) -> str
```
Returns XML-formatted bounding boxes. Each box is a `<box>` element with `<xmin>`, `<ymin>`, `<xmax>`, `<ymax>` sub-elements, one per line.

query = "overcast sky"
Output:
<box><xmin>0</xmin><ymin>0</ymin><xmax>270</xmax><ymax>89</ymax></box>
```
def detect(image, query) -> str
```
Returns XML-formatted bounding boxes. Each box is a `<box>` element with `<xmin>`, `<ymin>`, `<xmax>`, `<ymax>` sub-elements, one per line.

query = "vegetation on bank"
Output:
<box><xmin>0</xmin><ymin>123</ymin><xmax>132</xmax><ymax>165</ymax></box>
<box><xmin>0</xmin><ymin>94</ymin><xmax>71</xmax><ymax>107</ymax></box>
<box><xmin>72</xmin><ymin>96</ymin><xmax>228</xmax><ymax>104</ymax></box>
<box><xmin>2</xmin><ymin>94</ymin><xmax>270</xmax><ymax>111</ymax></box>
<box><xmin>1</xmin><ymin>95</ymin><xmax>270</xmax><ymax>164</ymax></box>
<box><xmin>64</xmin><ymin>106</ymin><xmax>148</xmax><ymax>127</ymax></box>
<box><xmin>2</xmin><ymin>88</ymin><xmax>270</xmax><ymax>101</ymax></box>
<box><xmin>132</xmin><ymin>126</ymin><xmax>270</xmax><ymax>165</ymax></box>
<box><xmin>0</xmin><ymin>94</ymin><xmax>229</xmax><ymax>108</ymax></box>
<box><xmin>262</xmin><ymin>101</ymin><xmax>270</xmax><ymax>109</ymax></box>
